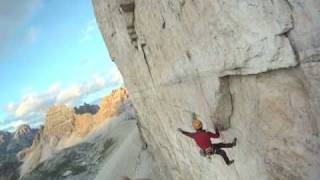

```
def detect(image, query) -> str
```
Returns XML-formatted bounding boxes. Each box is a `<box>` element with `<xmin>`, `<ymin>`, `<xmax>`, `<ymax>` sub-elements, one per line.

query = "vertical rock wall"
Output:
<box><xmin>44</xmin><ymin>105</ymin><xmax>75</xmax><ymax>138</ymax></box>
<box><xmin>93</xmin><ymin>0</ymin><xmax>320</xmax><ymax>179</ymax></box>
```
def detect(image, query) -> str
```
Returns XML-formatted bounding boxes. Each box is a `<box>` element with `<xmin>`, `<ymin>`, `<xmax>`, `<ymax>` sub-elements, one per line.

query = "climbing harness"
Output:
<box><xmin>199</xmin><ymin>148</ymin><xmax>215</xmax><ymax>159</ymax></box>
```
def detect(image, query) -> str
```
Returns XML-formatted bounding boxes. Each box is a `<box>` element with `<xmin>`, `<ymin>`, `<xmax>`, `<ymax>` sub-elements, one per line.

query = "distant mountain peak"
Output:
<box><xmin>14</xmin><ymin>124</ymin><xmax>32</xmax><ymax>139</ymax></box>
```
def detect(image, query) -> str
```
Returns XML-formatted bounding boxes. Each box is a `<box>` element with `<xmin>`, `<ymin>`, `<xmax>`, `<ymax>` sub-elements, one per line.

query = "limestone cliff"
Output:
<box><xmin>93</xmin><ymin>0</ymin><xmax>320</xmax><ymax>179</ymax></box>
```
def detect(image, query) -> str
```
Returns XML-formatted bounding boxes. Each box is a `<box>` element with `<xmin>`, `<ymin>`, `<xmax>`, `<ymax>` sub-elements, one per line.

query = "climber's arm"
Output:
<box><xmin>178</xmin><ymin>128</ymin><xmax>195</xmax><ymax>138</ymax></box>
<box><xmin>208</xmin><ymin>128</ymin><xmax>220</xmax><ymax>138</ymax></box>
<box><xmin>208</xmin><ymin>122</ymin><xmax>222</xmax><ymax>138</ymax></box>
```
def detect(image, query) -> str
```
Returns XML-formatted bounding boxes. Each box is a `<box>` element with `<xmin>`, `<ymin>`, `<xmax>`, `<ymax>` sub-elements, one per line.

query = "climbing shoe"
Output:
<box><xmin>232</xmin><ymin>138</ymin><xmax>237</xmax><ymax>146</ymax></box>
<box><xmin>227</xmin><ymin>160</ymin><xmax>234</xmax><ymax>166</ymax></box>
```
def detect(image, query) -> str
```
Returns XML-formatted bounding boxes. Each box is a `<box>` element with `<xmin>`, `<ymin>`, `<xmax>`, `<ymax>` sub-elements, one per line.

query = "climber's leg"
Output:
<box><xmin>214</xmin><ymin>143</ymin><xmax>233</xmax><ymax>148</ymax></box>
<box><xmin>213</xmin><ymin>138</ymin><xmax>237</xmax><ymax>148</ymax></box>
<box><xmin>215</xmin><ymin>148</ymin><xmax>234</xmax><ymax>165</ymax></box>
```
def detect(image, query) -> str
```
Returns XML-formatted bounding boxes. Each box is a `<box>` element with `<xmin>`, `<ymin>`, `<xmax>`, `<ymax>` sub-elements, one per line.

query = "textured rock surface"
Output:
<box><xmin>43</xmin><ymin>105</ymin><xmax>75</xmax><ymax>138</ymax></box>
<box><xmin>14</xmin><ymin>125</ymin><xmax>35</xmax><ymax>139</ymax></box>
<box><xmin>98</xmin><ymin>87</ymin><xmax>129</xmax><ymax>120</ymax></box>
<box><xmin>93</xmin><ymin>0</ymin><xmax>320</xmax><ymax>179</ymax></box>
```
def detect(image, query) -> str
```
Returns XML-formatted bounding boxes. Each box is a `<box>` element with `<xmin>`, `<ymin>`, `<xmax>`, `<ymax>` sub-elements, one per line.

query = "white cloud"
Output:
<box><xmin>0</xmin><ymin>120</ymin><xmax>21</xmax><ymax>132</ymax></box>
<box><xmin>56</xmin><ymin>69</ymin><xmax>121</xmax><ymax>105</ymax></box>
<box><xmin>12</xmin><ymin>120</ymin><xmax>28</xmax><ymax>129</ymax></box>
<box><xmin>4</xmin><ymin>102</ymin><xmax>17</xmax><ymax>113</ymax></box>
<box><xmin>0</xmin><ymin>113</ymin><xmax>43</xmax><ymax>132</ymax></box>
<box><xmin>85</xmin><ymin>74</ymin><xmax>107</xmax><ymax>93</ymax></box>
<box><xmin>56</xmin><ymin>85</ymin><xmax>82</xmax><ymax>105</ymax></box>
<box><xmin>109</xmin><ymin>66</ymin><xmax>124</xmax><ymax>85</ymax></box>
<box><xmin>15</xmin><ymin>94</ymin><xmax>41</xmax><ymax>117</ymax></box>
<box><xmin>14</xmin><ymin>85</ymin><xmax>58</xmax><ymax>117</ymax></box>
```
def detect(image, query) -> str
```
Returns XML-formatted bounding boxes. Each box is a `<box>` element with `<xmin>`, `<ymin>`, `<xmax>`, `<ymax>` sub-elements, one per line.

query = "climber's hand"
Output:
<box><xmin>214</xmin><ymin>122</ymin><xmax>222</xmax><ymax>131</ymax></box>
<box><xmin>177</xmin><ymin>128</ymin><xmax>183</xmax><ymax>132</ymax></box>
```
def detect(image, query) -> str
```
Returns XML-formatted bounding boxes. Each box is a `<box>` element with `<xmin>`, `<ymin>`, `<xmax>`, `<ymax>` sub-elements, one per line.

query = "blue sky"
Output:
<box><xmin>0</xmin><ymin>0</ymin><xmax>123</xmax><ymax>131</ymax></box>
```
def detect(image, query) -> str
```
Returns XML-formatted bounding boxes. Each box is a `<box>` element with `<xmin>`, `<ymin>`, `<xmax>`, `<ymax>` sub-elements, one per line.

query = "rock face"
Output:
<box><xmin>43</xmin><ymin>105</ymin><xmax>75</xmax><ymax>138</ymax></box>
<box><xmin>19</xmin><ymin>88</ymin><xmax>130</xmax><ymax>177</ymax></box>
<box><xmin>98</xmin><ymin>88</ymin><xmax>129</xmax><ymax>118</ymax></box>
<box><xmin>93</xmin><ymin>0</ymin><xmax>320</xmax><ymax>179</ymax></box>
<box><xmin>14</xmin><ymin>125</ymin><xmax>33</xmax><ymax>139</ymax></box>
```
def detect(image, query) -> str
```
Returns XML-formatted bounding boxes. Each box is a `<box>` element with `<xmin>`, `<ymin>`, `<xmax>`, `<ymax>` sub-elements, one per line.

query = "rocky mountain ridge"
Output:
<box><xmin>19</xmin><ymin>87</ymin><xmax>130</xmax><ymax>177</ymax></box>
<box><xmin>20</xmin><ymin>87</ymin><xmax>155</xmax><ymax>180</ymax></box>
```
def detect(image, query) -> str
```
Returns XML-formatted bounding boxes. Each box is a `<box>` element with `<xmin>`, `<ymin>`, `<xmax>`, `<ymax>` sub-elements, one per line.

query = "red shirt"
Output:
<box><xmin>181</xmin><ymin>129</ymin><xmax>220</xmax><ymax>150</ymax></box>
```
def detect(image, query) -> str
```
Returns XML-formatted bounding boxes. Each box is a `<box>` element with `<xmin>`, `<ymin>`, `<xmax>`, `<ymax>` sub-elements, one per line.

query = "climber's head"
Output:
<box><xmin>192</xmin><ymin>119</ymin><xmax>203</xmax><ymax>130</ymax></box>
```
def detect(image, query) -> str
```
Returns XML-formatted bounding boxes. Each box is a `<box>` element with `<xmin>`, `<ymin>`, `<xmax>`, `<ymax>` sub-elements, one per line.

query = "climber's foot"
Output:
<box><xmin>232</xmin><ymin>138</ymin><xmax>237</xmax><ymax>146</ymax></box>
<box><xmin>227</xmin><ymin>160</ymin><xmax>234</xmax><ymax>166</ymax></box>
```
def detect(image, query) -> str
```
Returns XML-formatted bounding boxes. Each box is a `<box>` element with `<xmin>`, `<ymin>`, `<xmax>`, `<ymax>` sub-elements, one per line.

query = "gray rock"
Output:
<box><xmin>93</xmin><ymin>0</ymin><xmax>320</xmax><ymax>179</ymax></box>
<box><xmin>62</xmin><ymin>170</ymin><xmax>72</xmax><ymax>177</ymax></box>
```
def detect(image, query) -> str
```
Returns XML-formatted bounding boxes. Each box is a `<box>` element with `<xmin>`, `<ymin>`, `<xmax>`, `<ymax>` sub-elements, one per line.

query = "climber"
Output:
<box><xmin>178</xmin><ymin>117</ymin><xmax>237</xmax><ymax>165</ymax></box>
